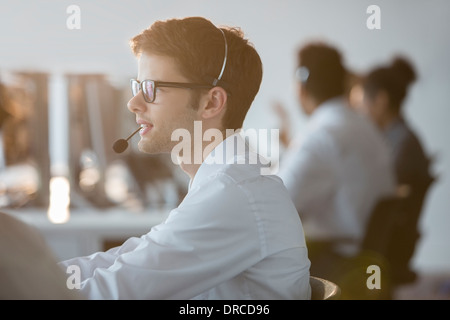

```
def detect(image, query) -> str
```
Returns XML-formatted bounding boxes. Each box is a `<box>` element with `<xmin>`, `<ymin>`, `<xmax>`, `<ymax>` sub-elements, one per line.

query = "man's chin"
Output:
<box><xmin>138</xmin><ymin>141</ymin><xmax>155</xmax><ymax>154</ymax></box>
<box><xmin>138</xmin><ymin>141</ymin><xmax>169</xmax><ymax>155</ymax></box>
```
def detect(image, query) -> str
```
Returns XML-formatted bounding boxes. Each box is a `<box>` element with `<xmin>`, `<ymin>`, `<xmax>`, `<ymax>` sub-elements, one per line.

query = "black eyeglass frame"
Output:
<box><xmin>130</xmin><ymin>79</ymin><xmax>214</xmax><ymax>103</ymax></box>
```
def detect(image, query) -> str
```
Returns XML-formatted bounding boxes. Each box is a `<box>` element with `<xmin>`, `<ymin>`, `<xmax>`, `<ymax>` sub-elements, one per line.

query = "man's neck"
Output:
<box><xmin>179</xmin><ymin>162</ymin><xmax>201</xmax><ymax>181</ymax></box>
<box><xmin>179</xmin><ymin>128</ymin><xmax>229</xmax><ymax>180</ymax></box>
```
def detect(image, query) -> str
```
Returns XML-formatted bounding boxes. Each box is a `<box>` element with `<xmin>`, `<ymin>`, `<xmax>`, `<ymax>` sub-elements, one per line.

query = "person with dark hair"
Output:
<box><xmin>361</xmin><ymin>56</ymin><xmax>435</xmax><ymax>285</ymax></box>
<box><xmin>277</xmin><ymin>42</ymin><xmax>396</xmax><ymax>286</ymax></box>
<box><xmin>361</xmin><ymin>56</ymin><xmax>433</xmax><ymax>190</ymax></box>
<box><xmin>54</xmin><ymin>17</ymin><xmax>311</xmax><ymax>300</ymax></box>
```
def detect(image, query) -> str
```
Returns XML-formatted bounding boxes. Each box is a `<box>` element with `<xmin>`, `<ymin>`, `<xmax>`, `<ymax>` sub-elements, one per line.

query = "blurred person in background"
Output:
<box><xmin>0</xmin><ymin>82</ymin><xmax>11</xmax><ymax>168</ymax></box>
<box><xmin>0</xmin><ymin>79</ymin><xmax>38</xmax><ymax>208</ymax></box>
<box><xmin>359</xmin><ymin>56</ymin><xmax>435</xmax><ymax>285</ymax></box>
<box><xmin>276</xmin><ymin>42</ymin><xmax>396</xmax><ymax>295</ymax></box>
<box><xmin>0</xmin><ymin>211</ymin><xmax>82</xmax><ymax>299</ymax></box>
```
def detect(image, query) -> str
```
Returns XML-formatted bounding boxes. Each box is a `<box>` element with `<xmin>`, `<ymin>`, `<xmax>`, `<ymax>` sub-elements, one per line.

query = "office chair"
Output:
<box><xmin>362</xmin><ymin>179</ymin><xmax>435</xmax><ymax>278</ymax></box>
<box><xmin>353</xmin><ymin>178</ymin><xmax>436</xmax><ymax>299</ymax></box>
<box><xmin>310</xmin><ymin>276</ymin><xmax>341</xmax><ymax>300</ymax></box>
<box><xmin>306</xmin><ymin>177</ymin><xmax>435</xmax><ymax>300</ymax></box>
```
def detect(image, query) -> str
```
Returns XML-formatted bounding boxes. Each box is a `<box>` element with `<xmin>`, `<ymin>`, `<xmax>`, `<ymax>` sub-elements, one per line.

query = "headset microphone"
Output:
<box><xmin>112</xmin><ymin>127</ymin><xmax>141</xmax><ymax>153</ymax></box>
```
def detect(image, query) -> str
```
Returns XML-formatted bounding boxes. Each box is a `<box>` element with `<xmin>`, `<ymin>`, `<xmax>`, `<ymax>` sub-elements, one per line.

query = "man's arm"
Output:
<box><xmin>60</xmin><ymin>180</ymin><xmax>263</xmax><ymax>299</ymax></box>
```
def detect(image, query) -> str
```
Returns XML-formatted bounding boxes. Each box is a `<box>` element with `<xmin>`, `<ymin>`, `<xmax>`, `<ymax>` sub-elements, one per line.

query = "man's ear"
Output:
<box><xmin>199</xmin><ymin>86</ymin><xmax>228</xmax><ymax>120</ymax></box>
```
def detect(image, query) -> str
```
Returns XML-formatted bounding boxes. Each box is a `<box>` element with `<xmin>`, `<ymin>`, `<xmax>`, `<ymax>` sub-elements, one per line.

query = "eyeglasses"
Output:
<box><xmin>130</xmin><ymin>79</ymin><xmax>213</xmax><ymax>103</ymax></box>
<box><xmin>131</xmin><ymin>27</ymin><xmax>229</xmax><ymax>103</ymax></box>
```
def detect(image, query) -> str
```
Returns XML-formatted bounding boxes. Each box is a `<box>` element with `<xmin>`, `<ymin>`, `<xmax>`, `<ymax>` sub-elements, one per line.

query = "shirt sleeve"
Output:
<box><xmin>58</xmin><ymin>175</ymin><xmax>263</xmax><ymax>300</ymax></box>
<box><xmin>58</xmin><ymin>236</ymin><xmax>143</xmax><ymax>281</ymax></box>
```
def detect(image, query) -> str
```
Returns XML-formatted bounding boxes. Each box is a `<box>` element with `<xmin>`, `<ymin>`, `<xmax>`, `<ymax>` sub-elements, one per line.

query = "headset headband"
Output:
<box><xmin>212</xmin><ymin>28</ymin><xmax>228</xmax><ymax>86</ymax></box>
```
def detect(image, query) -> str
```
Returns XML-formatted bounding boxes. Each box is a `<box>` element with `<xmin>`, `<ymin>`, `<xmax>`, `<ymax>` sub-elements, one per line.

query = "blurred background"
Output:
<box><xmin>0</xmin><ymin>0</ymin><xmax>449</xmax><ymax>299</ymax></box>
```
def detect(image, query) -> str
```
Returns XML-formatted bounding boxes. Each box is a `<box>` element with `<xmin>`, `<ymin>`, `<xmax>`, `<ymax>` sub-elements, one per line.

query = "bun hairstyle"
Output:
<box><xmin>390</xmin><ymin>56</ymin><xmax>417</xmax><ymax>88</ymax></box>
<box><xmin>363</xmin><ymin>55</ymin><xmax>417</xmax><ymax>113</ymax></box>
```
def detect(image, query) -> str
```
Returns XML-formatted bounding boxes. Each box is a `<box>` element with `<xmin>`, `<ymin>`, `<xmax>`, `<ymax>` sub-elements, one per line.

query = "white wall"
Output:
<box><xmin>1</xmin><ymin>0</ymin><xmax>449</xmax><ymax>273</ymax></box>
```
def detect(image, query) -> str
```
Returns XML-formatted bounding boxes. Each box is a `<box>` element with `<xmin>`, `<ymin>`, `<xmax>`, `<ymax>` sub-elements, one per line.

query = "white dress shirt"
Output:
<box><xmin>59</xmin><ymin>133</ymin><xmax>311</xmax><ymax>300</ymax></box>
<box><xmin>278</xmin><ymin>97</ymin><xmax>396</xmax><ymax>256</ymax></box>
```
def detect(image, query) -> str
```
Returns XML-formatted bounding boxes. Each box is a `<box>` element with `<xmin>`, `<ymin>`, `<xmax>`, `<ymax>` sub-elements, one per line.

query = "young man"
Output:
<box><xmin>58</xmin><ymin>17</ymin><xmax>311</xmax><ymax>300</ymax></box>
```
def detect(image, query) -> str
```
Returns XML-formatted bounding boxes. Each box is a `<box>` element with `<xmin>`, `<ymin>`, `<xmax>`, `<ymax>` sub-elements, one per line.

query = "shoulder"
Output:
<box><xmin>183</xmin><ymin>161</ymin><xmax>291</xmax><ymax>216</ymax></box>
<box><xmin>389</xmin><ymin>119</ymin><xmax>427</xmax><ymax>155</ymax></box>
<box><xmin>0</xmin><ymin>212</ymin><xmax>82</xmax><ymax>299</ymax></box>
<box><xmin>195</xmin><ymin>161</ymin><xmax>285</xmax><ymax>197</ymax></box>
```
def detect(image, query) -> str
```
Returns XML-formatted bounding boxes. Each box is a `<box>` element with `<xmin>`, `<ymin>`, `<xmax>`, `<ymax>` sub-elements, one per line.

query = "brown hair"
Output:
<box><xmin>362</xmin><ymin>56</ymin><xmax>417</xmax><ymax>114</ymax></box>
<box><xmin>130</xmin><ymin>16</ymin><xmax>263</xmax><ymax>130</ymax></box>
<box><xmin>297</xmin><ymin>42</ymin><xmax>347</xmax><ymax>104</ymax></box>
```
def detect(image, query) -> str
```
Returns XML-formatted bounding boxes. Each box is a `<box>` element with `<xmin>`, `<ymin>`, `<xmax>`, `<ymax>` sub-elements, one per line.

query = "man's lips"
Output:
<box><xmin>137</xmin><ymin>120</ymin><xmax>153</xmax><ymax>136</ymax></box>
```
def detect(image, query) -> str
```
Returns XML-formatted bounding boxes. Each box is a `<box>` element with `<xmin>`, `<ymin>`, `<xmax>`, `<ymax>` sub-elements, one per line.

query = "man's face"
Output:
<box><xmin>127</xmin><ymin>53</ymin><xmax>200</xmax><ymax>154</ymax></box>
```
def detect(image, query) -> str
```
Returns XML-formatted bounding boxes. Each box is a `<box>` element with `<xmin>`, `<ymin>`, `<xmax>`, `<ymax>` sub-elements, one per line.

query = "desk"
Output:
<box><xmin>2</xmin><ymin>207</ymin><xmax>169</xmax><ymax>261</ymax></box>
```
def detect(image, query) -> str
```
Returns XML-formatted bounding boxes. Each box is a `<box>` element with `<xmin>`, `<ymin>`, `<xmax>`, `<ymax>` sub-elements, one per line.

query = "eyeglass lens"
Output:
<box><xmin>131</xmin><ymin>80</ymin><xmax>154</xmax><ymax>103</ymax></box>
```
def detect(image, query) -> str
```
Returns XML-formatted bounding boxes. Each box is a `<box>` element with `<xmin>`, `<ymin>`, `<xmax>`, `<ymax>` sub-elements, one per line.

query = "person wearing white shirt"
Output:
<box><xmin>57</xmin><ymin>17</ymin><xmax>311</xmax><ymax>300</ymax></box>
<box><xmin>277</xmin><ymin>42</ymin><xmax>395</xmax><ymax>286</ymax></box>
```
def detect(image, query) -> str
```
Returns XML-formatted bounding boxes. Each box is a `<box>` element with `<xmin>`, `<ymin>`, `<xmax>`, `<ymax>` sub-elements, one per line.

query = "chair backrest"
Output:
<box><xmin>360</xmin><ymin>195</ymin><xmax>407</xmax><ymax>255</ymax></box>
<box><xmin>310</xmin><ymin>276</ymin><xmax>341</xmax><ymax>300</ymax></box>
<box><xmin>361</xmin><ymin>178</ymin><xmax>435</xmax><ymax>286</ymax></box>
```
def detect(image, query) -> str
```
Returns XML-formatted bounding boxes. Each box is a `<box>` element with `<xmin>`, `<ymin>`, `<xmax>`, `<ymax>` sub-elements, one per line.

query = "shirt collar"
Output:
<box><xmin>188</xmin><ymin>132</ymin><xmax>254</xmax><ymax>191</ymax></box>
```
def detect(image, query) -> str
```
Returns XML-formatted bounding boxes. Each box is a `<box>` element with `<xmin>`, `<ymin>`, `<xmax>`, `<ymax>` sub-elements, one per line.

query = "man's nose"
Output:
<box><xmin>127</xmin><ymin>92</ymin><xmax>147</xmax><ymax>114</ymax></box>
